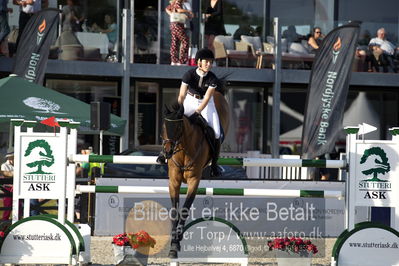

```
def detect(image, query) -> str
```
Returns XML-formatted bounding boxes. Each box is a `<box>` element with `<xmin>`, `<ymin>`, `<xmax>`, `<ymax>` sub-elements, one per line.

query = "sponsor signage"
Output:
<box><xmin>0</xmin><ymin>217</ymin><xmax>82</xmax><ymax>265</ymax></box>
<box><xmin>13</xmin><ymin>9</ymin><xmax>59</xmax><ymax>84</ymax></box>
<box><xmin>18</xmin><ymin>135</ymin><xmax>67</xmax><ymax>199</ymax></box>
<box><xmin>334</xmin><ymin>223</ymin><xmax>399</xmax><ymax>266</ymax></box>
<box><xmin>301</xmin><ymin>22</ymin><xmax>360</xmax><ymax>159</ymax></box>
<box><xmin>355</xmin><ymin>143</ymin><xmax>399</xmax><ymax>207</ymax></box>
<box><xmin>178</xmin><ymin>218</ymin><xmax>247</xmax><ymax>259</ymax></box>
<box><xmin>94</xmin><ymin>179</ymin><xmax>348</xmax><ymax>238</ymax></box>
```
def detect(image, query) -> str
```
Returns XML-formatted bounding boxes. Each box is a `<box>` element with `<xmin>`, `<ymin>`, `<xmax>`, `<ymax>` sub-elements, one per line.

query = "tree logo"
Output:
<box><xmin>360</xmin><ymin>147</ymin><xmax>390</xmax><ymax>182</ymax></box>
<box><xmin>24</xmin><ymin>139</ymin><xmax>55</xmax><ymax>174</ymax></box>
<box><xmin>23</xmin><ymin>97</ymin><xmax>66</xmax><ymax>114</ymax></box>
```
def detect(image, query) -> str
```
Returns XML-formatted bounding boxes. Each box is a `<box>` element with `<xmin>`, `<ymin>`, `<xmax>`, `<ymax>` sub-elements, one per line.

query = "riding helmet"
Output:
<box><xmin>195</xmin><ymin>48</ymin><xmax>215</xmax><ymax>62</ymax></box>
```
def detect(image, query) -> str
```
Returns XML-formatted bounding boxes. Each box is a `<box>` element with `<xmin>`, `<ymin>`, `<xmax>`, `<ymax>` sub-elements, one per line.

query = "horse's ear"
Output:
<box><xmin>178</xmin><ymin>103</ymin><xmax>184</xmax><ymax>117</ymax></box>
<box><xmin>164</xmin><ymin>104</ymin><xmax>171</xmax><ymax>116</ymax></box>
<box><xmin>171</xmin><ymin>102</ymin><xmax>180</xmax><ymax>112</ymax></box>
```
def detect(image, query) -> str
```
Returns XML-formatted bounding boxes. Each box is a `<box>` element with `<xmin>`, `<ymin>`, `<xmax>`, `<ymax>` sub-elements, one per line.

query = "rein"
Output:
<box><xmin>170</xmin><ymin>133</ymin><xmax>205</xmax><ymax>172</ymax></box>
<box><xmin>162</xmin><ymin>117</ymin><xmax>206</xmax><ymax>173</ymax></box>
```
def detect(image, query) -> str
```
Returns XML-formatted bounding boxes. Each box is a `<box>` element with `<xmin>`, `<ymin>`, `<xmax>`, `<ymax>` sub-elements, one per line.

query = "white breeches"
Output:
<box><xmin>183</xmin><ymin>94</ymin><xmax>221</xmax><ymax>139</ymax></box>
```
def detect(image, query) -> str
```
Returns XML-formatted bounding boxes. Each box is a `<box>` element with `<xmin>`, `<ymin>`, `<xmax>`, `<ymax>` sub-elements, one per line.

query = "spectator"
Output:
<box><xmin>74</xmin><ymin>146</ymin><xmax>91</xmax><ymax>223</ymax></box>
<box><xmin>282</xmin><ymin>25</ymin><xmax>303</xmax><ymax>43</ymax></box>
<box><xmin>319</xmin><ymin>153</ymin><xmax>339</xmax><ymax>181</ymax></box>
<box><xmin>233</xmin><ymin>16</ymin><xmax>256</xmax><ymax>41</ymax></box>
<box><xmin>76</xmin><ymin>146</ymin><xmax>90</xmax><ymax>178</ymax></box>
<box><xmin>165</xmin><ymin>0</ymin><xmax>193</xmax><ymax>65</ymax></box>
<box><xmin>368</xmin><ymin>28</ymin><xmax>398</xmax><ymax>73</ymax></box>
<box><xmin>320</xmin><ymin>169</ymin><xmax>330</xmax><ymax>181</ymax></box>
<box><xmin>204</xmin><ymin>0</ymin><xmax>226</xmax><ymax>52</ymax></box>
<box><xmin>356</xmin><ymin>30</ymin><xmax>371</xmax><ymax>71</ymax></box>
<box><xmin>358</xmin><ymin>30</ymin><xmax>371</xmax><ymax>52</ymax></box>
<box><xmin>1</xmin><ymin>149</ymin><xmax>13</xmax><ymax>221</ymax></box>
<box><xmin>0</xmin><ymin>0</ymin><xmax>12</xmax><ymax>57</ymax></box>
<box><xmin>134</xmin><ymin>5</ymin><xmax>157</xmax><ymax>54</ymax></box>
<box><xmin>307</xmin><ymin>27</ymin><xmax>323</xmax><ymax>53</ymax></box>
<box><xmin>61</xmin><ymin>0</ymin><xmax>84</xmax><ymax>32</ymax></box>
<box><xmin>91</xmin><ymin>14</ymin><xmax>117</xmax><ymax>51</ymax></box>
<box><xmin>13</xmin><ymin>0</ymin><xmax>41</xmax><ymax>50</ymax></box>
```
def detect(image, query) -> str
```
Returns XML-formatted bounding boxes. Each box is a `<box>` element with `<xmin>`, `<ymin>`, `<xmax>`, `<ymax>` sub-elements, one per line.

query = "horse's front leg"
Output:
<box><xmin>176</xmin><ymin>173</ymin><xmax>201</xmax><ymax>242</ymax></box>
<box><xmin>169</xmin><ymin>172</ymin><xmax>182</xmax><ymax>259</ymax></box>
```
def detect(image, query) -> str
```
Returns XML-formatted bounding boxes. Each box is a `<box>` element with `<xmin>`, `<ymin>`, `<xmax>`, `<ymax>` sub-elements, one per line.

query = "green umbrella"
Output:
<box><xmin>0</xmin><ymin>76</ymin><xmax>126</xmax><ymax>135</ymax></box>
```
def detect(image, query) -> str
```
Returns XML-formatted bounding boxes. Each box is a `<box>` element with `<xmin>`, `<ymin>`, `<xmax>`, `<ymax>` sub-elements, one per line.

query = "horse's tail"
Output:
<box><xmin>214</xmin><ymin>91</ymin><xmax>230</xmax><ymax>138</ymax></box>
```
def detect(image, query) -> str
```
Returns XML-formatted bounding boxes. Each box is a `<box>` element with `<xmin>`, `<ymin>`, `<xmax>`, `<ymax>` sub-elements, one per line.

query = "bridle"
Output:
<box><xmin>162</xmin><ymin>118</ymin><xmax>184</xmax><ymax>158</ymax></box>
<box><xmin>161</xmin><ymin>117</ymin><xmax>205</xmax><ymax>172</ymax></box>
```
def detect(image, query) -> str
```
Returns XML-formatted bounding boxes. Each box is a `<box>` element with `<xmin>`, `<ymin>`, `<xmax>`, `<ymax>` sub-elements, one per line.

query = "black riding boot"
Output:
<box><xmin>210</xmin><ymin>139</ymin><xmax>221</xmax><ymax>177</ymax></box>
<box><xmin>156</xmin><ymin>152</ymin><xmax>167</xmax><ymax>165</ymax></box>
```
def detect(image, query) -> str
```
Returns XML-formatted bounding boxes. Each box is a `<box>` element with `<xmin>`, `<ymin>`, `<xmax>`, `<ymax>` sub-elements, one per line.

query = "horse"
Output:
<box><xmin>161</xmin><ymin>91</ymin><xmax>229</xmax><ymax>258</ymax></box>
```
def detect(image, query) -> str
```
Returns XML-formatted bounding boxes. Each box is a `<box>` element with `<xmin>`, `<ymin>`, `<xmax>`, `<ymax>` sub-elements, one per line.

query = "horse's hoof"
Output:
<box><xmin>210</xmin><ymin>165</ymin><xmax>222</xmax><ymax>177</ymax></box>
<box><xmin>171</xmin><ymin>241</ymin><xmax>181</xmax><ymax>251</ymax></box>
<box><xmin>169</xmin><ymin>249</ymin><xmax>178</xmax><ymax>259</ymax></box>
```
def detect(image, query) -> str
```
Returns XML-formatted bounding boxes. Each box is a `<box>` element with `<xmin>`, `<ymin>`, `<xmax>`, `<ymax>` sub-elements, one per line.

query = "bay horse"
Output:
<box><xmin>161</xmin><ymin>91</ymin><xmax>229</xmax><ymax>258</ymax></box>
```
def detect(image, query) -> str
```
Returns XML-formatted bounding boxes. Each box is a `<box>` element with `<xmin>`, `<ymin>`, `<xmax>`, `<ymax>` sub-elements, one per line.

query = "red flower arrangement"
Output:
<box><xmin>128</xmin><ymin>230</ymin><xmax>156</xmax><ymax>249</ymax></box>
<box><xmin>112</xmin><ymin>233</ymin><xmax>130</xmax><ymax>247</ymax></box>
<box><xmin>267</xmin><ymin>237</ymin><xmax>318</xmax><ymax>255</ymax></box>
<box><xmin>112</xmin><ymin>231</ymin><xmax>156</xmax><ymax>249</ymax></box>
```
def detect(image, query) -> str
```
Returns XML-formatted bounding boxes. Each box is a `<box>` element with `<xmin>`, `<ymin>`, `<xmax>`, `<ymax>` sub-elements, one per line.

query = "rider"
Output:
<box><xmin>157</xmin><ymin>48</ymin><xmax>222</xmax><ymax>176</ymax></box>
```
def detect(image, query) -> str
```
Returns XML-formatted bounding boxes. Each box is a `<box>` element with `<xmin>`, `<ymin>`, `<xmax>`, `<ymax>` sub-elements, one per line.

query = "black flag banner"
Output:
<box><xmin>13</xmin><ymin>8</ymin><xmax>59</xmax><ymax>84</ymax></box>
<box><xmin>301</xmin><ymin>22</ymin><xmax>360</xmax><ymax>159</ymax></box>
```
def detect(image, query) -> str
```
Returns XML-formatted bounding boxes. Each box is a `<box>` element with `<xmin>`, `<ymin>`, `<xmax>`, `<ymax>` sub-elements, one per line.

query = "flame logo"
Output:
<box><xmin>333</xmin><ymin>37</ymin><xmax>341</xmax><ymax>51</ymax></box>
<box><xmin>38</xmin><ymin>19</ymin><xmax>46</xmax><ymax>33</ymax></box>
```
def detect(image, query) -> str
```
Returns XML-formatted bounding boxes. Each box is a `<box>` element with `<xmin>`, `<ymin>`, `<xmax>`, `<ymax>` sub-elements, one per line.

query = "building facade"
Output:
<box><xmin>1</xmin><ymin>0</ymin><xmax>399</xmax><ymax>156</ymax></box>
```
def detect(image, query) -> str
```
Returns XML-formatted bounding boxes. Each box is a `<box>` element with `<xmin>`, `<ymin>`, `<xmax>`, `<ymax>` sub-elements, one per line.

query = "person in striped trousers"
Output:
<box><xmin>166</xmin><ymin>0</ymin><xmax>193</xmax><ymax>65</ymax></box>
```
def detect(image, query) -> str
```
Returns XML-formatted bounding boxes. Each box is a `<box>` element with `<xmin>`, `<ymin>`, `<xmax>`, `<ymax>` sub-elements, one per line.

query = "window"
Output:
<box><xmin>338</xmin><ymin>0</ymin><xmax>399</xmax><ymax>43</ymax></box>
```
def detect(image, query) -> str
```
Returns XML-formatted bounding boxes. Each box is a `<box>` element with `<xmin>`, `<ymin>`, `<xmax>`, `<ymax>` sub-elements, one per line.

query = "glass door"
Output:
<box><xmin>133</xmin><ymin>82</ymin><xmax>160</xmax><ymax>146</ymax></box>
<box><xmin>133</xmin><ymin>0</ymin><xmax>159</xmax><ymax>63</ymax></box>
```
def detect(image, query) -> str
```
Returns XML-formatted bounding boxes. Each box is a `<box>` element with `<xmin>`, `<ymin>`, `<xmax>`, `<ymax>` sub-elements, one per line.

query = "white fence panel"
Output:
<box><xmin>221</xmin><ymin>151</ymin><xmax>308</xmax><ymax>180</ymax></box>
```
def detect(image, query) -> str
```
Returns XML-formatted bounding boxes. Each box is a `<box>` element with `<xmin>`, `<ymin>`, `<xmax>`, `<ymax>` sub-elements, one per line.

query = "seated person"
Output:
<box><xmin>357</xmin><ymin>29</ymin><xmax>371</xmax><ymax>54</ymax></box>
<box><xmin>307</xmin><ymin>27</ymin><xmax>323</xmax><ymax>53</ymax></box>
<box><xmin>355</xmin><ymin>30</ymin><xmax>371</xmax><ymax>71</ymax></box>
<box><xmin>91</xmin><ymin>14</ymin><xmax>117</xmax><ymax>51</ymax></box>
<box><xmin>368</xmin><ymin>28</ymin><xmax>398</xmax><ymax>73</ymax></box>
<box><xmin>233</xmin><ymin>16</ymin><xmax>256</xmax><ymax>41</ymax></box>
<box><xmin>282</xmin><ymin>25</ymin><xmax>304</xmax><ymax>43</ymax></box>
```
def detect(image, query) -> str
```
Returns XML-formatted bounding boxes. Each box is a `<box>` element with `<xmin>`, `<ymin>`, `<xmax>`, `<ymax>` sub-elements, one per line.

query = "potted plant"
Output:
<box><xmin>267</xmin><ymin>237</ymin><xmax>318</xmax><ymax>266</ymax></box>
<box><xmin>112</xmin><ymin>231</ymin><xmax>156</xmax><ymax>266</ymax></box>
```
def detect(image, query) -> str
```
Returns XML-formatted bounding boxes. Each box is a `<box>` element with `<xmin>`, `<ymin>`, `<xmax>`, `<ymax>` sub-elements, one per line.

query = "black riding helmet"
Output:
<box><xmin>195</xmin><ymin>48</ymin><xmax>215</xmax><ymax>62</ymax></box>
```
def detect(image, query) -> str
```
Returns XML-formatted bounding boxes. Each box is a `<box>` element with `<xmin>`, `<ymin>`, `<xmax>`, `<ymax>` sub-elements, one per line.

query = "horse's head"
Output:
<box><xmin>162</xmin><ymin>103</ymin><xmax>184</xmax><ymax>159</ymax></box>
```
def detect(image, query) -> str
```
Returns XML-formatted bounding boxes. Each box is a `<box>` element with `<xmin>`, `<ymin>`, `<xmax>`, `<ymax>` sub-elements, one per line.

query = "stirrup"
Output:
<box><xmin>156</xmin><ymin>154</ymin><xmax>167</xmax><ymax>164</ymax></box>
